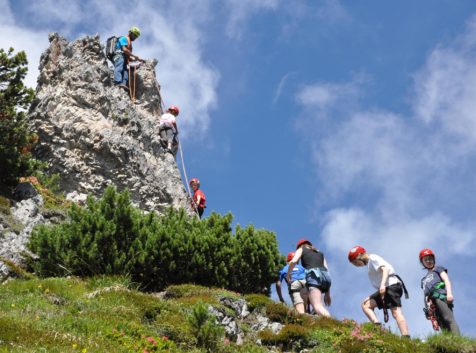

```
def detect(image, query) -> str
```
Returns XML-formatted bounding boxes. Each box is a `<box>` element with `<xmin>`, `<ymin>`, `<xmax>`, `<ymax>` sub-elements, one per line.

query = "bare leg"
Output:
<box><xmin>362</xmin><ymin>297</ymin><xmax>380</xmax><ymax>323</ymax></box>
<box><xmin>390</xmin><ymin>307</ymin><xmax>409</xmax><ymax>336</ymax></box>
<box><xmin>294</xmin><ymin>302</ymin><xmax>305</xmax><ymax>314</ymax></box>
<box><xmin>308</xmin><ymin>288</ymin><xmax>330</xmax><ymax>317</ymax></box>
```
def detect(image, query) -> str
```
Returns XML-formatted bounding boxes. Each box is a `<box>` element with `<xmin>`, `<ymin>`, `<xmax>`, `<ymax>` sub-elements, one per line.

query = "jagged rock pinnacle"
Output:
<box><xmin>29</xmin><ymin>33</ymin><xmax>191</xmax><ymax>213</ymax></box>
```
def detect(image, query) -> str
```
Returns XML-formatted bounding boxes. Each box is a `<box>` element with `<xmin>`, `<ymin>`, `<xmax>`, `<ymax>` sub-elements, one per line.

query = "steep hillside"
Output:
<box><xmin>1</xmin><ymin>276</ymin><xmax>475</xmax><ymax>353</ymax></box>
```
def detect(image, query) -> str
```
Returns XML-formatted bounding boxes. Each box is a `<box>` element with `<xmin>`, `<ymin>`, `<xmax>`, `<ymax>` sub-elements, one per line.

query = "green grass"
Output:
<box><xmin>0</xmin><ymin>277</ymin><xmax>475</xmax><ymax>353</ymax></box>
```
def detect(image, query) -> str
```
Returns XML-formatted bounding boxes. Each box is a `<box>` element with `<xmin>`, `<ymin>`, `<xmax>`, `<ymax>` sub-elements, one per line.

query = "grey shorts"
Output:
<box><xmin>289</xmin><ymin>279</ymin><xmax>307</xmax><ymax>305</ymax></box>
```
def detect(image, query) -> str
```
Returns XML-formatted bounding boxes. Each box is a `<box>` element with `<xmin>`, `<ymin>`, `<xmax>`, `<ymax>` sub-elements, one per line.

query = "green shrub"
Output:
<box><xmin>27</xmin><ymin>187</ymin><xmax>284</xmax><ymax>294</ymax></box>
<box><xmin>187</xmin><ymin>301</ymin><xmax>224</xmax><ymax>352</ymax></box>
<box><xmin>244</xmin><ymin>293</ymin><xmax>274</xmax><ymax>312</ymax></box>
<box><xmin>426</xmin><ymin>333</ymin><xmax>476</xmax><ymax>353</ymax></box>
<box><xmin>264</xmin><ymin>301</ymin><xmax>298</xmax><ymax>324</ymax></box>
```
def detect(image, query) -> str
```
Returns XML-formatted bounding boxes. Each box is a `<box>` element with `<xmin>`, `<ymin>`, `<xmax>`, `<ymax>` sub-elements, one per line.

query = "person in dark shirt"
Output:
<box><xmin>287</xmin><ymin>239</ymin><xmax>331</xmax><ymax>317</ymax></box>
<box><xmin>420</xmin><ymin>248</ymin><xmax>460</xmax><ymax>335</ymax></box>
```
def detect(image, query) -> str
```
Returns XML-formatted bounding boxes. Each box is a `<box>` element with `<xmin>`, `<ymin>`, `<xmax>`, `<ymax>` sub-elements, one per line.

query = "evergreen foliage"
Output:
<box><xmin>187</xmin><ymin>301</ymin><xmax>224</xmax><ymax>352</ymax></box>
<box><xmin>0</xmin><ymin>47</ymin><xmax>38</xmax><ymax>187</ymax></box>
<box><xmin>28</xmin><ymin>187</ymin><xmax>284</xmax><ymax>293</ymax></box>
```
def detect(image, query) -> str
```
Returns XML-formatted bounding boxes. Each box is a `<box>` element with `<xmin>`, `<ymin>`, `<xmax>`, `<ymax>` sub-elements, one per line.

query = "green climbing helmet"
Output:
<box><xmin>129</xmin><ymin>26</ymin><xmax>141</xmax><ymax>37</ymax></box>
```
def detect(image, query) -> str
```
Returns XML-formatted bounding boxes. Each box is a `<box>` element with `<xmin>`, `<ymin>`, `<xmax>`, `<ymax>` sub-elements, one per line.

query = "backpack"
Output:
<box><xmin>105</xmin><ymin>36</ymin><xmax>118</xmax><ymax>62</ymax></box>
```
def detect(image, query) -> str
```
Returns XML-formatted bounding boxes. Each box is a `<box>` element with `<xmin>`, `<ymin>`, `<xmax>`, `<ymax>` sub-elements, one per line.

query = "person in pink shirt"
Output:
<box><xmin>159</xmin><ymin>106</ymin><xmax>179</xmax><ymax>153</ymax></box>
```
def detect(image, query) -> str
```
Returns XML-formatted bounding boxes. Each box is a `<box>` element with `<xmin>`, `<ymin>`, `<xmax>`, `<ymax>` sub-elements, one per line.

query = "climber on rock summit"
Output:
<box><xmin>113</xmin><ymin>26</ymin><xmax>145</xmax><ymax>90</ymax></box>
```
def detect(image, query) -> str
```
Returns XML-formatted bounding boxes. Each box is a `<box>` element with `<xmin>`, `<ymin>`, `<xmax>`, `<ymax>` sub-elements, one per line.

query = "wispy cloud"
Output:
<box><xmin>295</xmin><ymin>14</ymin><xmax>476</xmax><ymax>336</ymax></box>
<box><xmin>273</xmin><ymin>71</ymin><xmax>296</xmax><ymax>105</ymax></box>
<box><xmin>316</xmin><ymin>0</ymin><xmax>352</xmax><ymax>24</ymax></box>
<box><xmin>0</xmin><ymin>0</ymin><xmax>219</xmax><ymax>139</ymax></box>
<box><xmin>224</xmin><ymin>0</ymin><xmax>280</xmax><ymax>39</ymax></box>
<box><xmin>413</xmin><ymin>14</ymin><xmax>476</xmax><ymax>145</ymax></box>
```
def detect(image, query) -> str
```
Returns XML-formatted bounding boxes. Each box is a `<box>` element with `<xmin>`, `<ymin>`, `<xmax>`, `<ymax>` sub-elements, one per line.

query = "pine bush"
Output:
<box><xmin>28</xmin><ymin>187</ymin><xmax>284</xmax><ymax>293</ymax></box>
<box><xmin>0</xmin><ymin>47</ymin><xmax>39</xmax><ymax>187</ymax></box>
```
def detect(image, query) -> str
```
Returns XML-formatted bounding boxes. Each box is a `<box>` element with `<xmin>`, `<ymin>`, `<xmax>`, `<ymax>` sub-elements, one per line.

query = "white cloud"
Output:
<box><xmin>296</xmin><ymin>74</ymin><xmax>367</xmax><ymax>120</ymax></box>
<box><xmin>413</xmin><ymin>14</ymin><xmax>476</xmax><ymax>144</ymax></box>
<box><xmin>225</xmin><ymin>0</ymin><xmax>280</xmax><ymax>39</ymax></box>
<box><xmin>316</xmin><ymin>0</ymin><xmax>351</xmax><ymax>24</ymax></box>
<box><xmin>295</xmin><ymin>13</ymin><xmax>476</xmax><ymax>337</ymax></box>
<box><xmin>1</xmin><ymin>0</ymin><xmax>219</xmax><ymax>139</ymax></box>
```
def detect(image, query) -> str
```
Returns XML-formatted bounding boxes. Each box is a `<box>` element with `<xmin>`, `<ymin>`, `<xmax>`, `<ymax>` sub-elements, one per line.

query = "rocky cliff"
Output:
<box><xmin>29</xmin><ymin>33</ymin><xmax>190</xmax><ymax>212</ymax></box>
<box><xmin>1</xmin><ymin>33</ymin><xmax>193</xmax><ymax>279</ymax></box>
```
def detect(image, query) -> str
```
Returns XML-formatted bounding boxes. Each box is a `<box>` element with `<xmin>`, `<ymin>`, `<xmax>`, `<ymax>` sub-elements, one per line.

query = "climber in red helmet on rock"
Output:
<box><xmin>189</xmin><ymin>178</ymin><xmax>206</xmax><ymax>218</ymax></box>
<box><xmin>159</xmin><ymin>106</ymin><xmax>179</xmax><ymax>154</ymax></box>
<box><xmin>276</xmin><ymin>251</ymin><xmax>309</xmax><ymax>314</ymax></box>
<box><xmin>348</xmin><ymin>245</ymin><xmax>410</xmax><ymax>337</ymax></box>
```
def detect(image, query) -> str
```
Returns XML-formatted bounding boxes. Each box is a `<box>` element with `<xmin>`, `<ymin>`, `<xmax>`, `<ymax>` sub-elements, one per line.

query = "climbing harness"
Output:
<box><xmin>424</xmin><ymin>302</ymin><xmax>440</xmax><ymax>331</ymax></box>
<box><xmin>430</xmin><ymin>281</ymin><xmax>447</xmax><ymax>301</ymax></box>
<box><xmin>381</xmin><ymin>297</ymin><xmax>389</xmax><ymax>323</ymax></box>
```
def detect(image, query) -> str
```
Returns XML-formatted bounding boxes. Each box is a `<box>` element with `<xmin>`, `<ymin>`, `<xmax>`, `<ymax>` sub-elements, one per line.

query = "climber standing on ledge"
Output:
<box><xmin>114</xmin><ymin>26</ymin><xmax>145</xmax><ymax>90</ymax></box>
<box><xmin>159</xmin><ymin>106</ymin><xmax>180</xmax><ymax>154</ymax></box>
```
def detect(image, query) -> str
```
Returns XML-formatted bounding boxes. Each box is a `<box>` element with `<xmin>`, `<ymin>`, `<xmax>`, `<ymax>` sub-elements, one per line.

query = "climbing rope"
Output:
<box><xmin>176</xmin><ymin>136</ymin><xmax>200</xmax><ymax>219</ymax></box>
<box><xmin>128</xmin><ymin>61</ymin><xmax>140</xmax><ymax>103</ymax></box>
<box><xmin>160</xmin><ymin>93</ymin><xmax>200</xmax><ymax>219</ymax></box>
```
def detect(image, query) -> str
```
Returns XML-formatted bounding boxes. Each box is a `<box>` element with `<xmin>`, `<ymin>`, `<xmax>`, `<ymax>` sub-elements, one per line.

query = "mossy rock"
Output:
<box><xmin>0</xmin><ymin>213</ymin><xmax>24</xmax><ymax>235</ymax></box>
<box><xmin>0</xmin><ymin>195</ymin><xmax>12</xmax><ymax>215</ymax></box>
<box><xmin>259</xmin><ymin>323</ymin><xmax>314</xmax><ymax>351</ymax></box>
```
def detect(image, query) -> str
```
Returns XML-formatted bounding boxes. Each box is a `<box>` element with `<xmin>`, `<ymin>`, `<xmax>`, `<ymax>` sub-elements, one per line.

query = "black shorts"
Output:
<box><xmin>369</xmin><ymin>283</ymin><xmax>403</xmax><ymax>309</ymax></box>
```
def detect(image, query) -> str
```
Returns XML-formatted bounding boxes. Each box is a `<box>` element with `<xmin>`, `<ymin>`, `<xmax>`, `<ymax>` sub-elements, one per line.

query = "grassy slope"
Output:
<box><xmin>1</xmin><ymin>277</ymin><xmax>475</xmax><ymax>353</ymax></box>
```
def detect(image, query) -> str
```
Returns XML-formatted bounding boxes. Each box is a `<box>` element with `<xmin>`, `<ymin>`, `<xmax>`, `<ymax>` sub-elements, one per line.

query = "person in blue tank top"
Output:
<box><xmin>287</xmin><ymin>239</ymin><xmax>331</xmax><ymax>317</ymax></box>
<box><xmin>276</xmin><ymin>252</ymin><xmax>308</xmax><ymax>314</ymax></box>
<box><xmin>114</xmin><ymin>26</ymin><xmax>145</xmax><ymax>89</ymax></box>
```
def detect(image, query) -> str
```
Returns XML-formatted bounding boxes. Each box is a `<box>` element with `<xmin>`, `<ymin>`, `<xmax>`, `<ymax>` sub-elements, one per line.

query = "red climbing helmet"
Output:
<box><xmin>348</xmin><ymin>245</ymin><xmax>366</xmax><ymax>262</ymax></box>
<box><xmin>168</xmin><ymin>106</ymin><xmax>180</xmax><ymax>116</ymax></box>
<box><xmin>296</xmin><ymin>239</ymin><xmax>312</xmax><ymax>249</ymax></box>
<box><xmin>190</xmin><ymin>178</ymin><xmax>200</xmax><ymax>187</ymax></box>
<box><xmin>419</xmin><ymin>248</ymin><xmax>435</xmax><ymax>261</ymax></box>
<box><xmin>286</xmin><ymin>252</ymin><xmax>295</xmax><ymax>262</ymax></box>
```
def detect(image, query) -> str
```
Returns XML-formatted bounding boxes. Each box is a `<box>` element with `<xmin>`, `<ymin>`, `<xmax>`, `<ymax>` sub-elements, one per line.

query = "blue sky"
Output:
<box><xmin>1</xmin><ymin>0</ymin><xmax>476</xmax><ymax>338</ymax></box>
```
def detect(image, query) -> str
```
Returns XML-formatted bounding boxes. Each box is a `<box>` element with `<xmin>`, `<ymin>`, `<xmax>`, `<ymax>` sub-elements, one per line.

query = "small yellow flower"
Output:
<box><xmin>11</xmin><ymin>304</ymin><xmax>15</xmax><ymax>308</ymax></box>
<box><xmin>44</xmin><ymin>288</ymin><xmax>50</xmax><ymax>294</ymax></box>
<box><xmin>72</xmin><ymin>343</ymin><xmax>77</xmax><ymax>349</ymax></box>
<box><xmin>82</xmin><ymin>349</ymin><xmax>87</xmax><ymax>353</ymax></box>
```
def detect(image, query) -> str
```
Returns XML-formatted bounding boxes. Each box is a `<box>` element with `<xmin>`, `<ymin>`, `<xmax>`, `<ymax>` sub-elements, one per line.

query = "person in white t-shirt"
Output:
<box><xmin>159</xmin><ymin>106</ymin><xmax>179</xmax><ymax>153</ymax></box>
<box><xmin>348</xmin><ymin>245</ymin><xmax>410</xmax><ymax>337</ymax></box>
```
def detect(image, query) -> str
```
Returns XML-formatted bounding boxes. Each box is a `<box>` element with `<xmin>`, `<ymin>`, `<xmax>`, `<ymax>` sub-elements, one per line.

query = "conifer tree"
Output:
<box><xmin>0</xmin><ymin>48</ymin><xmax>36</xmax><ymax>187</ymax></box>
<box><xmin>28</xmin><ymin>187</ymin><xmax>285</xmax><ymax>293</ymax></box>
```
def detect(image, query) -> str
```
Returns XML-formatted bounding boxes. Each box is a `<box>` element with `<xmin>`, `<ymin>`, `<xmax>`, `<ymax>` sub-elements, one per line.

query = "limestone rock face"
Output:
<box><xmin>30</xmin><ymin>33</ymin><xmax>190</xmax><ymax>213</ymax></box>
<box><xmin>0</xmin><ymin>195</ymin><xmax>66</xmax><ymax>278</ymax></box>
